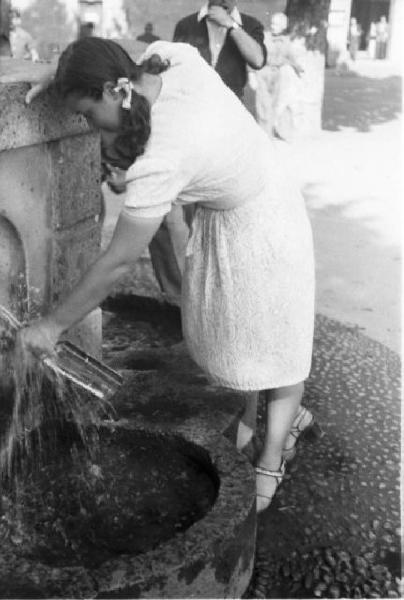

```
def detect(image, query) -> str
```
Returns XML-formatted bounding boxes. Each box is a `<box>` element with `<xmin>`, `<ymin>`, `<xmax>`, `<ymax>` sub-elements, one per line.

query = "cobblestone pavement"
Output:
<box><xmin>246</xmin><ymin>314</ymin><xmax>401</xmax><ymax>599</ymax></box>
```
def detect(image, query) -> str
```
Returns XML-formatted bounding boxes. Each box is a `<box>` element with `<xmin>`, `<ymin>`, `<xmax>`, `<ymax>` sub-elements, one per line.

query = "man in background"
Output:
<box><xmin>137</xmin><ymin>22</ymin><xmax>160</xmax><ymax>45</ymax></box>
<box><xmin>173</xmin><ymin>0</ymin><xmax>266</xmax><ymax>100</ymax></box>
<box><xmin>375</xmin><ymin>16</ymin><xmax>389</xmax><ymax>60</ymax></box>
<box><xmin>255</xmin><ymin>12</ymin><xmax>304</xmax><ymax>141</ymax></box>
<box><xmin>9</xmin><ymin>8</ymin><xmax>39</xmax><ymax>61</ymax></box>
<box><xmin>347</xmin><ymin>17</ymin><xmax>362</xmax><ymax>62</ymax></box>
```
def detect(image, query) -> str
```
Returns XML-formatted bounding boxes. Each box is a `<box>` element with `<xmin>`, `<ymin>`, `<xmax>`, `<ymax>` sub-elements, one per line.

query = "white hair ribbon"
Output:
<box><xmin>114</xmin><ymin>77</ymin><xmax>133</xmax><ymax>110</ymax></box>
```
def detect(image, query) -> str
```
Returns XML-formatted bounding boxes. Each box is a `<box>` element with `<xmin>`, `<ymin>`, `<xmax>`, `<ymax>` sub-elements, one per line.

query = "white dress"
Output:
<box><xmin>123</xmin><ymin>41</ymin><xmax>315</xmax><ymax>391</ymax></box>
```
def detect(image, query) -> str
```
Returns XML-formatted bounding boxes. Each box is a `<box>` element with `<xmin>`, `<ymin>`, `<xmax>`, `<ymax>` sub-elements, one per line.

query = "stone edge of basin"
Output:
<box><xmin>0</xmin><ymin>63</ymin><xmax>91</xmax><ymax>152</ymax></box>
<box><xmin>89</xmin><ymin>354</ymin><xmax>256</xmax><ymax>599</ymax></box>
<box><xmin>94</xmin><ymin>425</ymin><xmax>256</xmax><ymax>600</ymax></box>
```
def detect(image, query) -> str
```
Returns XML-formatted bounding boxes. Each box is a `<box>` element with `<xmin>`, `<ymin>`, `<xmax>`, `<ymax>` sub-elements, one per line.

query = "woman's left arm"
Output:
<box><xmin>19</xmin><ymin>212</ymin><xmax>163</xmax><ymax>356</ymax></box>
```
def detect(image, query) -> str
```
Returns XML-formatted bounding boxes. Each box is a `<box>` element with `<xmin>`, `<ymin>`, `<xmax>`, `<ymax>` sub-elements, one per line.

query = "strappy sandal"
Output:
<box><xmin>255</xmin><ymin>460</ymin><xmax>285</xmax><ymax>513</ymax></box>
<box><xmin>282</xmin><ymin>406</ymin><xmax>323</xmax><ymax>462</ymax></box>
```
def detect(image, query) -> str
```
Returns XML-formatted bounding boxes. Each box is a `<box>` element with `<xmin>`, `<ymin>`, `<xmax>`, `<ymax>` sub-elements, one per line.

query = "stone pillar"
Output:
<box><xmin>326</xmin><ymin>0</ymin><xmax>352</xmax><ymax>67</ymax></box>
<box><xmin>388</xmin><ymin>0</ymin><xmax>404</xmax><ymax>64</ymax></box>
<box><xmin>0</xmin><ymin>59</ymin><xmax>103</xmax><ymax>356</ymax></box>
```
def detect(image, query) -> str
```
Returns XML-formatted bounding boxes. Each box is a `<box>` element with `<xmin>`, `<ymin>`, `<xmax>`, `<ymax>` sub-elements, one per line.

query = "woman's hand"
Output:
<box><xmin>25</xmin><ymin>70</ymin><xmax>55</xmax><ymax>105</ymax></box>
<box><xmin>25</xmin><ymin>81</ymin><xmax>49</xmax><ymax>104</ymax></box>
<box><xmin>18</xmin><ymin>317</ymin><xmax>62</xmax><ymax>360</ymax></box>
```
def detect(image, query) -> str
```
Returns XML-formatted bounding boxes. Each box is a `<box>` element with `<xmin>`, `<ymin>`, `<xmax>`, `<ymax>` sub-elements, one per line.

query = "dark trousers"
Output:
<box><xmin>149</xmin><ymin>205</ymin><xmax>190</xmax><ymax>307</ymax></box>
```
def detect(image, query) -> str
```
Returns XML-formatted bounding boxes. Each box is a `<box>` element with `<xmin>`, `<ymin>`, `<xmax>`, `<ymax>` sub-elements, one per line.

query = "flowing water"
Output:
<box><xmin>0</xmin><ymin>337</ymin><xmax>114</xmax><ymax>482</ymax></box>
<box><xmin>0</xmin><ymin>331</ymin><xmax>118</xmax><ymax>566</ymax></box>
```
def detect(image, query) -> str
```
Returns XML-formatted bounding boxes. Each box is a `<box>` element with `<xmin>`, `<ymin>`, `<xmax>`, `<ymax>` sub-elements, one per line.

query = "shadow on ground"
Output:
<box><xmin>304</xmin><ymin>181</ymin><xmax>401</xmax><ymax>248</ymax></box>
<box><xmin>301</xmin><ymin>179</ymin><xmax>401</xmax><ymax>352</ymax></box>
<box><xmin>322</xmin><ymin>71</ymin><xmax>401</xmax><ymax>132</ymax></box>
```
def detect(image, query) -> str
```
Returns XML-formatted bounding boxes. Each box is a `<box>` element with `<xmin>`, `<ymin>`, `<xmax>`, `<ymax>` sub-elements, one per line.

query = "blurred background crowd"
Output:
<box><xmin>0</xmin><ymin>0</ymin><xmax>401</xmax><ymax>66</ymax></box>
<box><xmin>0</xmin><ymin>0</ymin><xmax>402</xmax><ymax>148</ymax></box>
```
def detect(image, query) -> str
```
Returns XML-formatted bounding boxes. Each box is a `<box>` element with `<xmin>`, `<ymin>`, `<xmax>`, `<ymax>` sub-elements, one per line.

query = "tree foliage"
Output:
<box><xmin>286</xmin><ymin>0</ymin><xmax>331</xmax><ymax>53</ymax></box>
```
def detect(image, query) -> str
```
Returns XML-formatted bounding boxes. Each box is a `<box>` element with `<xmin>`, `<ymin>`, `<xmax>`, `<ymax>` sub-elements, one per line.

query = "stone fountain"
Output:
<box><xmin>0</xmin><ymin>57</ymin><xmax>102</xmax><ymax>353</ymax></box>
<box><xmin>0</xmin><ymin>59</ymin><xmax>256</xmax><ymax>599</ymax></box>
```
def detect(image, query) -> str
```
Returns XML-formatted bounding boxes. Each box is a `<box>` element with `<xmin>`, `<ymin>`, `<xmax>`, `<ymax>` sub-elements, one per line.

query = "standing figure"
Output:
<box><xmin>23</xmin><ymin>38</ymin><xmax>318</xmax><ymax>513</ymax></box>
<box><xmin>9</xmin><ymin>8</ymin><xmax>39</xmax><ymax>61</ymax></box>
<box><xmin>255</xmin><ymin>12</ymin><xmax>304</xmax><ymax>141</ymax></box>
<box><xmin>164</xmin><ymin>0</ymin><xmax>267</xmax><ymax>303</ymax></box>
<box><xmin>136</xmin><ymin>23</ymin><xmax>160</xmax><ymax>45</ymax></box>
<box><xmin>173</xmin><ymin>0</ymin><xmax>266</xmax><ymax>100</ymax></box>
<box><xmin>367</xmin><ymin>22</ymin><xmax>377</xmax><ymax>59</ymax></box>
<box><xmin>100</xmin><ymin>126</ymin><xmax>189</xmax><ymax>309</ymax></box>
<box><xmin>376</xmin><ymin>16</ymin><xmax>389</xmax><ymax>60</ymax></box>
<box><xmin>347</xmin><ymin>17</ymin><xmax>362</xmax><ymax>62</ymax></box>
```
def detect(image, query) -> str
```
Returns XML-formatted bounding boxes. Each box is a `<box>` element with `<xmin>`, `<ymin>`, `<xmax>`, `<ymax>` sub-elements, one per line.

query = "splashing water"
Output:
<box><xmin>0</xmin><ymin>328</ymin><xmax>116</xmax><ymax>490</ymax></box>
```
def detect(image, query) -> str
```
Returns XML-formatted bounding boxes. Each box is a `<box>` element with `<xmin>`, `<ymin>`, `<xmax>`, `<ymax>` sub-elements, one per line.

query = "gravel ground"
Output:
<box><xmin>246</xmin><ymin>313</ymin><xmax>401</xmax><ymax>599</ymax></box>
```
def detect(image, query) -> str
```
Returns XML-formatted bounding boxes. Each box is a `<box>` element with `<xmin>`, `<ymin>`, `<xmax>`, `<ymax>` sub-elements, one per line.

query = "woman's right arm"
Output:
<box><xmin>19</xmin><ymin>212</ymin><xmax>164</xmax><ymax>357</ymax></box>
<box><xmin>25</xmin><ymin>67</ymin><xmax>56</xmax><ymax>104</ymax></box>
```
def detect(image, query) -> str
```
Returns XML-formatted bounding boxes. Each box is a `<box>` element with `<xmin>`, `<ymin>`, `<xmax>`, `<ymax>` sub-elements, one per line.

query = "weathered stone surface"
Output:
<box><xmin>0</xmin><ymin>59</ymin><xmax>89</xmax><ymax>151</ymax></box>
<box><xmin>49</xmin><ymin>134</ymin><xmax>102</xmax><ymax>230</ymax></box>
<box><xmin>94</xmin><ymin>431</ymin><xmax>255</xmax><ymax>599</ymax></box>
<box><xmin>0</xmin><ymin>63</ymin><xmax>102</xmax><ymax>353</ymax></box>
<box><xmin>50</xmin><ymin>221</ymin><xmax>101</xmax><ymax>304</ymax></box>
<box><xmin>0</xmin><ymin>215</ymin><xmax>26</xmax><ymax>319</ymax></box>
<box><xmin>0</xmin><ymin>143</ymin><xmax>50</xmax><ymax>311</ymax></box>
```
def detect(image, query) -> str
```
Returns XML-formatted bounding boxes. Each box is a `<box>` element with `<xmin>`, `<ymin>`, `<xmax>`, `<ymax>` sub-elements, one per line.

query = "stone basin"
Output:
<box><xmin>0</xmin><ymin>418</ymin><xmax>255</xmax><ymax>599</ymax></box>
<box><xmin>0</xmin><ymin>296</ymin><xmax>256</xmax><ymax>598</ymax></box>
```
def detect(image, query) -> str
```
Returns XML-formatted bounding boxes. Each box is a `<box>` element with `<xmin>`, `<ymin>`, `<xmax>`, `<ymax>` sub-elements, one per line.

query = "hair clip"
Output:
<box><xmin>114</xmin><ymin>77</ymin><xmax>133</xmax><ymax>110</ymax></box>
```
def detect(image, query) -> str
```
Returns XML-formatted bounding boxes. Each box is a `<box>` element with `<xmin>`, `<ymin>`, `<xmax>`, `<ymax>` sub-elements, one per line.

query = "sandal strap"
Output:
<box><xmin>289</xmin><ymin>407</ymin><xmax>313</xmax><ymax>439</ymax></box>
<box><xmin>255</xmin><ymin>461</ymin><xmax>285</xmax><ymax>480</ymax></box>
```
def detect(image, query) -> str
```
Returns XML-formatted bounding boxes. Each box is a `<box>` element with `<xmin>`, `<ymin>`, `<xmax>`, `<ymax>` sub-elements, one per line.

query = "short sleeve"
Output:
<box><xmin>122</xmin><ymin>156</ymin><xmax>185</xmax><ymax>219</ymax></box>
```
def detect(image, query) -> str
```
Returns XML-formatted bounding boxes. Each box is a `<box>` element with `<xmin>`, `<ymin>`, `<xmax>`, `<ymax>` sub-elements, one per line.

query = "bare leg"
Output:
<box><xmin>236</xmin><ymin>392</ymin><xmax>258</xmax><ymax>450</ymax></box>
<box><xmin>256</xmin><ymin>382</ymin><xmax>304</xmax><ymax>511</ymax></box>
<box><xmin>260</xmin><ymin>382</ymin><xmax>304</xmax><ymax>469</ymax></box>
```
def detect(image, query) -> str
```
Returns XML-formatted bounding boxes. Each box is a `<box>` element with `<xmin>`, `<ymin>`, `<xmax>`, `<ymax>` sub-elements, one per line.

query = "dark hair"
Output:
<box><xmin>54</xmin><ymin>37</ymin><xmax>169</xmax><ymax>169</ymax></box>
